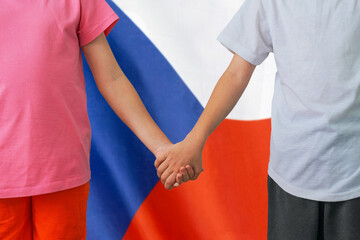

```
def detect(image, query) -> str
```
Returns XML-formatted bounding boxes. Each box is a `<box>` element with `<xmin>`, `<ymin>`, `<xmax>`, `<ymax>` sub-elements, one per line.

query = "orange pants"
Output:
<box><xmin>0</xmin><ymin>181</ymin><xmax>90</xmax><ymax>240</ymax></box>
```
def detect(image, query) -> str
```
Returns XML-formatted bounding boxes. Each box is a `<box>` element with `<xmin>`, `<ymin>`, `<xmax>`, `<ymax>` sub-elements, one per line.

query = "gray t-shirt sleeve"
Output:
<box><xmin>217</xmin><ymin>0</ymin><xmax>273</xmax><ymax>66</ymax></box>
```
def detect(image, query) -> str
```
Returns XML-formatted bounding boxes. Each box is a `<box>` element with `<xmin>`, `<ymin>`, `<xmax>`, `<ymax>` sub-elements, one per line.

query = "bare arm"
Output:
<box><xmin>154</xmin><ymin>53</ymin><xmax>256</xmax><ymax>189</ymax></box>
<box><xmin>81</xmin><ymin>32</ymin><xmax>171</xmax><ymax>157</ymax></box>
<box><xmin>186</xmin><ymin>53</ymin><xmax>256</xmax><ymax>145</ymax></box>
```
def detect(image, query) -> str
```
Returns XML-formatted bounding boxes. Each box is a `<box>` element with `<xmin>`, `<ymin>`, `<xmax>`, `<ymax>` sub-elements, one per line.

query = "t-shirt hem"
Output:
<box><xmin>0</xmin><ymin>171</ymin><xmax>91</xmax><ymax>198</ymax></box>
<box><xmin>217</xmin><ymin>34</ymin><xmax>267</xmax><ymax>66</ymax></box>
<box><xmin>268</xmin><ymin>166</ymin><xmax>360</xmax><ymax>202</ymax></box>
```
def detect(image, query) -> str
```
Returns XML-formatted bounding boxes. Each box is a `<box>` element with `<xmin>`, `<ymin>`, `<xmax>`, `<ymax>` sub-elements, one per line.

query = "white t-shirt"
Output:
<box><xmin>218</xmin><ymin>0</ymin><xmax>360</xmax><ymax>202</ymax></box>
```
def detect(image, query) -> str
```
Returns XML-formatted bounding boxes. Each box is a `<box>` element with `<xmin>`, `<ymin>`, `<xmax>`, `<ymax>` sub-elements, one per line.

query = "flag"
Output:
<box><xmin>84</xmin><ymin>0</ymin><xmax>276</xmax><ymax>239</ymax></box>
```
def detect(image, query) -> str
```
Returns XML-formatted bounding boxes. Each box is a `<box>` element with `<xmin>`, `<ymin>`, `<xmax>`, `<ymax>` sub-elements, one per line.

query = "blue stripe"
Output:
<box><xmin>83</xmin><ymin>2</ymin><xmax>203</xmax><ymax>239</ymax></box>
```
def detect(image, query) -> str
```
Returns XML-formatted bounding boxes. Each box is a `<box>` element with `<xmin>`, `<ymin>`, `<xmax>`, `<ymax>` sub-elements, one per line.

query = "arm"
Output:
<box><xmin>81</xmin><ymin>32</ymin><xmax>191</xmax><ymax>180</ymax></box>
<box><xmin>154</xmin><ymin>53</ymin><xmax>256</xmax><ymax>189</ymax></box>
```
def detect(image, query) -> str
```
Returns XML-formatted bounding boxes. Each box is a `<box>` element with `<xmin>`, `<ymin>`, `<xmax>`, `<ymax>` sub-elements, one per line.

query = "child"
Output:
<box><xmin>0</xmin><ymin>0</ymin><xmax>191</xmax><ymax>238</ymax></box>
<box><xmin>155</xmin><ymin>0</ymin><xmax>360</xmax><ymax>239</ymax></box>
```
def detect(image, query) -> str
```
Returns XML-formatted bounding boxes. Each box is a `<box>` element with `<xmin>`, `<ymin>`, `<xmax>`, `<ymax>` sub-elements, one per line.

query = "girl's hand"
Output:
<box><xmin>173</xmin><ymin>165</ymin><xmax>197</xmax><ymax>187</ymax></box>
<box><xmin>154</xmin><ymin>137</ymin><xmax>204</xmax><ymax>190</ymax></box>
<box><xmin>154</xmin><ymin>143</ymin><xmax>192</xmax><ymax>188</ymax></box>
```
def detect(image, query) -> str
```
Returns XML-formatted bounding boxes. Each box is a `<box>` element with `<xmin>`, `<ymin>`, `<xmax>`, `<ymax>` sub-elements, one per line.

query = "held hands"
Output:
<box><xmin>154</xmin><ymin>136</ymin><xmax>204</xmax><ymax>190</ymax></box>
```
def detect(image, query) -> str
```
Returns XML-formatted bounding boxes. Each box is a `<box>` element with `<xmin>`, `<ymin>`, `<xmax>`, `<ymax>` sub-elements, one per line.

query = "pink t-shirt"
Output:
<box><xmin>0</xmin><ymin>0</ymin><xmax>119</xmax><ymax>198</ymax></box>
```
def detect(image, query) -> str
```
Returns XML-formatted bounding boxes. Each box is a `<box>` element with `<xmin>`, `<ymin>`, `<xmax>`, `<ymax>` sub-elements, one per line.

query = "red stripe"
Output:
<box><xmin>123</xmin><ymin>118</ymin><xmax>271</xmax><ymax>240</ymax></box>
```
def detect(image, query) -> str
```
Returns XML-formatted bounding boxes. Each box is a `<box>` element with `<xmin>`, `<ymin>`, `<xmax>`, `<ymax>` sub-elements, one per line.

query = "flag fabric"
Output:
<box><xmin>84</xmin><ymin>0</ymin><xmax>276</xmax><ymax>239</ymax></box>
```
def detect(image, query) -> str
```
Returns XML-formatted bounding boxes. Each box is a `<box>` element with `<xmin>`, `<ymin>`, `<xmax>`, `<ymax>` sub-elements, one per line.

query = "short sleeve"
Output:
<box><xmin>77</xmin><ymin>0</ymin><xmax>119</xmax><ymax>47</ymax></box>
<box><xmin>217</xmin><ymin>0</ymin><xmax>273</xmax><ymax>66</ymax></box>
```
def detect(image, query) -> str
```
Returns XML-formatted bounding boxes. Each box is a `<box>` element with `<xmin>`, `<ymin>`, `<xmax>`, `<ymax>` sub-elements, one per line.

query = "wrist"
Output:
<box><xmin>185</xmin><ymin>129</ymin><xmax>207</xmax><ymax>149</ymax></box>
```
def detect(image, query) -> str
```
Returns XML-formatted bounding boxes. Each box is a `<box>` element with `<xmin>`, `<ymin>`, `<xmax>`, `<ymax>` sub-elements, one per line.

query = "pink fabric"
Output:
<box><xmin>0</xmin><ymin>0</ymin><xmax>119</xmax><ymax>198</ymax></box>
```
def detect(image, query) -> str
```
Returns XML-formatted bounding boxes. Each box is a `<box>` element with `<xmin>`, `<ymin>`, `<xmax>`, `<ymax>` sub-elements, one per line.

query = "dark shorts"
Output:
<box><xmin>267</xmin><ymin>175</ymin><xmax>360</xmax><ymax>240</ymax></box>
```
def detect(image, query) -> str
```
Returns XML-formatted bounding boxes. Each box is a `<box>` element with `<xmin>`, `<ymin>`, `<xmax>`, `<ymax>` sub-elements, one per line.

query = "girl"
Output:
<box><xmin>0</xmin><ymin>0</ymin><xmax>191</xmax><ymax>238</ymax></box>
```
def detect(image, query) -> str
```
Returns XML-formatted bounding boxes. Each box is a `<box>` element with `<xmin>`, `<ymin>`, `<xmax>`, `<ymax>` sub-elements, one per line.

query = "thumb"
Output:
<box><xmin>191</xmin><ymin>167</ymin><xmax>204</xmax><ymax>180</ymax></box>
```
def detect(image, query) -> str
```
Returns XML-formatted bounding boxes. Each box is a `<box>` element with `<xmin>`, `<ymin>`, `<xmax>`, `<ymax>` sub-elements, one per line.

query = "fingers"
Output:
<box><xmin>171</xmin><ymin>173</ymin><xmax>183</xmax><ymax>188</ymax></box>
<box><xmin>173</xmin><ymin>174</ymin><xmax>182</xmax><ymax>188</ymax></box>
<box><xmin>156</xmin><ymin>161</ymin><xmax>168</xmax><ymax>178</ymax></box>
<box><xmin>176</xmin><ymin>173</ymin><xmax>184</xmax><ymax>185</ymax></box>
<box><xmin>160</xmin><ymin>166</ymin><xmax>173</xmax><ymax>185</ymax></box>
<box><xmin>180</xmin><ymin>167</ymin><xmax>190</xmax><ymax>182</ymax></box>
<box><xmin>168</xmin><ymin>165</ymin><xmax>203</xmax><ymax>189</ymax></box>
<box><xmin>185</xmin><ymin>165</ymin><xmax>195</xmax><ymax>179</ymax></box>
<box><xmin>154</xmin><ymin>153</ymin><xmax>167</xmax><ymax>169</ymax></box>
<box><xmin>164</xmin><ymin>172</ymin><xmax>177</xmax><ymax>190</ymax></box>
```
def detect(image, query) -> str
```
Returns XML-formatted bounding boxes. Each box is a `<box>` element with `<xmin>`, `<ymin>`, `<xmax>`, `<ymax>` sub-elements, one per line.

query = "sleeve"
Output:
<box><xmin>77</xmin><ymin>0</ymin><xmax>119</xmax><ymax>47</ymax></box>
<box><xmin>217</xmin><ymin>0</ymin><xmax>273</xmax><ymax>66</ymax></box>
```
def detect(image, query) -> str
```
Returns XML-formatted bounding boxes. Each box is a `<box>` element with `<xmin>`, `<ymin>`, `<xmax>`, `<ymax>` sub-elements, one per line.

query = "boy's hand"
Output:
<box><xmin>154</xmin><ymin>136</ymin><xmax>204</xmax><ymax>190</ymax></box>
<box><xmin>154</xmin><ymin>143</ymin><xmax>193</xmax><ymax>189</ymax></box>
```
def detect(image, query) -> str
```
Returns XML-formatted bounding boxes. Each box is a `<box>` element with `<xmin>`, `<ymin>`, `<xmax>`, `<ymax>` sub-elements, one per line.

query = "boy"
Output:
<box><xmin>156</xmin><ymin>0</ymin><xmax>360</xmax><ymax>239</ymax></box>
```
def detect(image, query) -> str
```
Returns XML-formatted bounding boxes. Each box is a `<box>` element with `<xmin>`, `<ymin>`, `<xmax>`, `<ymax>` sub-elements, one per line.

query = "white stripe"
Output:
<box><xmin>114</xmin><ymin>0</ymin><xmax>276</xmax><ymax>120</ymax></box>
